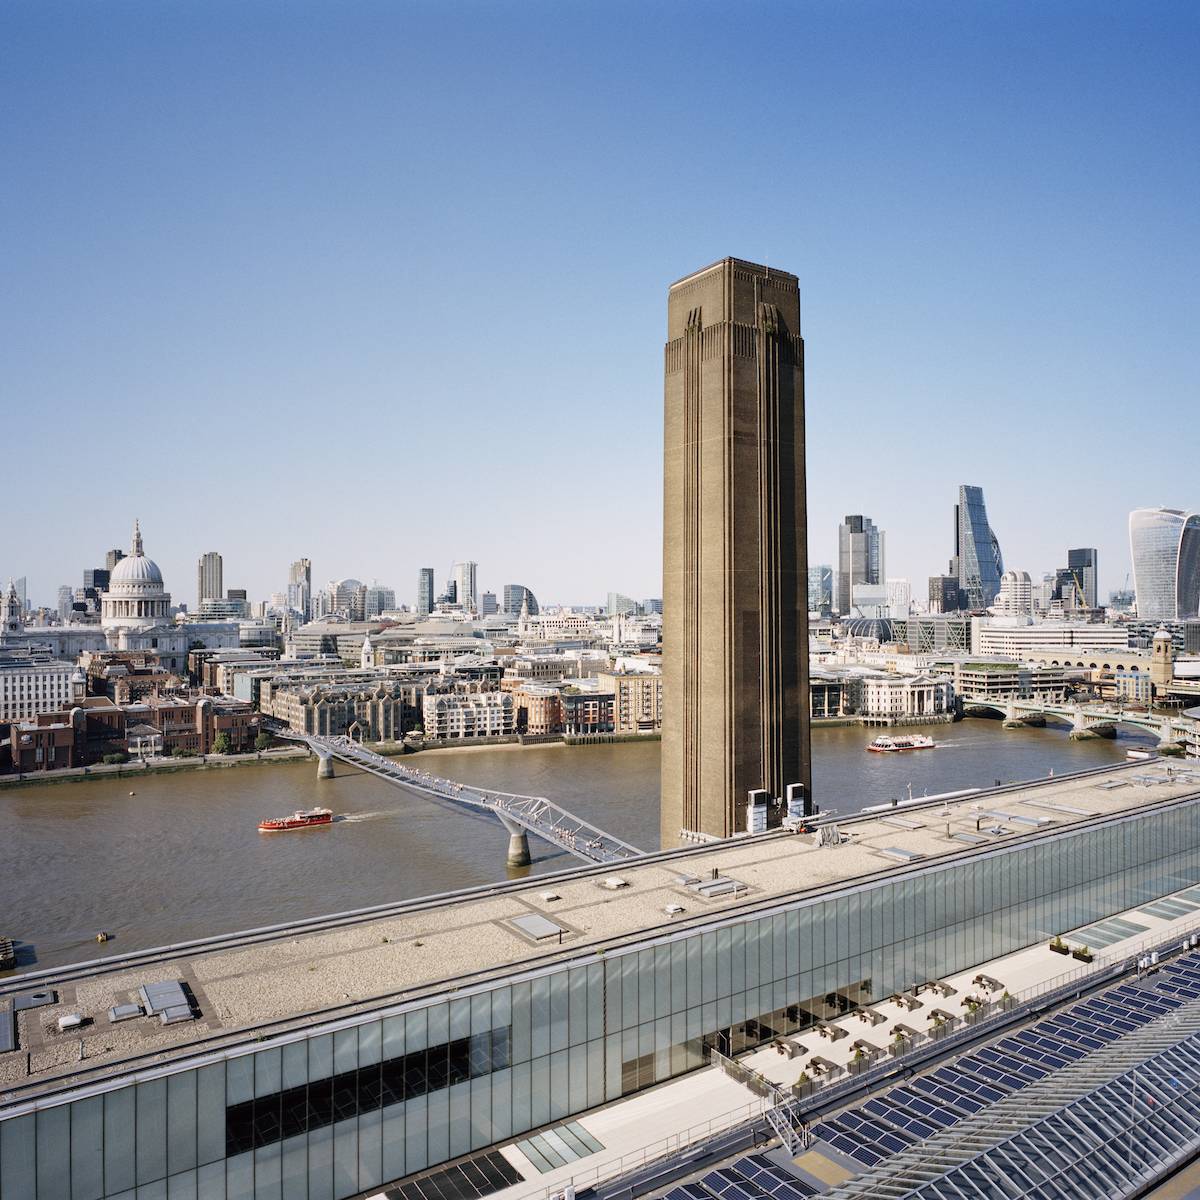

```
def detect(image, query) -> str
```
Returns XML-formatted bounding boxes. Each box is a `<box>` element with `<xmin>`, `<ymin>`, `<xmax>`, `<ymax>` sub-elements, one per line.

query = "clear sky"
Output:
<box><xmin>3</xmin><ymin>1</ymin><xmax>1197</xmax><ymax>609</ymax></box>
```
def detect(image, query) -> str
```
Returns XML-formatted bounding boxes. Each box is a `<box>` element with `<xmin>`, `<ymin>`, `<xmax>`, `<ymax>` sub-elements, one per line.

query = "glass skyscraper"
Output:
<box><xmin>954</xmin><ymin>485</ymin><xmax>1004</xmax><ymax>610</ymax></box>
<box><xmin>1129</xmin><ymin>508</ymin><xmax>1200</xmax><ymax>621</ymax></box>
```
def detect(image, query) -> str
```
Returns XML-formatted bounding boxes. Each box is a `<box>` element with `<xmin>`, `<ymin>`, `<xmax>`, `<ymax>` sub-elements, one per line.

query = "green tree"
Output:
<box><xmin>254</xmin><ymin>732</ymin><xmax>272</xmax><ymax>752</ymax></box>
<box><xmin>212</xmin><ymin>733</ymin><xmax>233</xmax><ymax>755</ymax></box>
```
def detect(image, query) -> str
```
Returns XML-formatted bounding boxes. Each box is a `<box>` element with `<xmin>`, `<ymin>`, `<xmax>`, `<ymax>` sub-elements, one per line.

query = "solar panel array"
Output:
<box><xmin>810</xmin><ymin>954</ymin><xmax>1200</xmax><ymax>1172</ymax></box>
<box><xmin>662</xmin><ymin>1153</ymin><xmax>817</xmax><ymax>1200</ymax></box>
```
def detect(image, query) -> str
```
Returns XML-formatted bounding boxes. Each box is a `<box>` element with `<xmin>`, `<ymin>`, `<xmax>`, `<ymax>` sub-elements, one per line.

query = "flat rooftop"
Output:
<box><xmin>3</xmin><ymin>759</ymin><xmax>1200</xmax><ymax>1108</ymax></box>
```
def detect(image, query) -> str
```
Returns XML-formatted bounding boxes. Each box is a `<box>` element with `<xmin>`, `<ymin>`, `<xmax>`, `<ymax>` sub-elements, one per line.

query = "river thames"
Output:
<box><xmin>0</xmin><ymin>720</ymin><xmax>1154</xmax><ymax>971</ymax></box>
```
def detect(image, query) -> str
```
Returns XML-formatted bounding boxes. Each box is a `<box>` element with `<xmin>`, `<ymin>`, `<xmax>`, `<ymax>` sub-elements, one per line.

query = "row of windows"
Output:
<box><xmin>226</xmin><ymin>1028</ymin><xmax>511</xmax><ymax>1156</ymax></box>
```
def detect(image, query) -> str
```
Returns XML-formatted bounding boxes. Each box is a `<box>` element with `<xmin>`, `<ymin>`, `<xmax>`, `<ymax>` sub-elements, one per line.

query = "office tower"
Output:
<box><xmin>807</xmin><ymin>565</ymin><xmax>833</xmax><ymax>617</ymax></box>
<box><xmin>452</xmin><ymin>562</ymin><xmax>478</xmax><ymax>613</ymax></box>
<box><xmin>607</xmin><ymin>592</ymin><xmax>636</xmax><ymax>616</ymax></box>
<box><xmin>1067</xmin><ymin>548</ymin><xmax>1098</xmax><ymax>609</ymax></box>
<box><xmin>417</xmin><ymin>568</ymin><xmax>435</xmax><ymax>616</ymax></box>
<box><xmin>288</xmin><ymin>558</ymin><xmax>312</xmax><ymax>620</ymax></box>
<box><xmin>503</xmin><ymin>584</ymin><xmax>539</xmax><ymax>616</ymax></box>
<box><xmin>928</xmin><ymin>575</ymin><xmax>963</xmax><ymax>614</ymax></box>
<box><xmin>641</xmin><ymin>598</ymin><xmax>664</xmax><ymax>615</ymax></box>
<box><xmin>364</xmin><ymin>585</ymin><xmax>396</xmax><ymax>618</ymax></box>
<box><xmin>835</xmin><ymin>516</ymin><xmax>883</xmax><ymax>615</ymax></box>
<box><xmin>11</xmin><ymin>577</ymin><xmax>27</xmax><ymax>612</ymax></box>
<box><xmin>197</xmin><ymin>552</ymin><xmax>223</xmax><ymax>607</ymax></box>
<box><xmin>57</xmin><ymin>585</ymin><xmax>73</xmax><ymax>621</ymax></box>
<box><xmin>83</xmin><ymin>568</ymin><xmax>110</xmax><ymax>592</ymax></box>
<box><xmin>954</xmin><ymin>485</ymin><xmax>1004</xmax><ymax>610</ymax></box>
<box><xmin>1129</xmin><ymin>508</ymin><xmax>1200</xmax><ymax>621</ymax></box>
<box><xmin>995</xmin><ymin>570</ymin><xmax>1033</xmax><ymax>615</ymax></box>
<box><xmin>886</xmin><ymin>578</ymin><xmax>912</xmax><ymax>618</ymax></box>
<box><xmin>105</xmin><ymin>548</ymin><xmax>125</xmax><ymax>573</ymax></box>
<box><xmin>480</xmin><ymin>591</ymin><xmax>498</xmax><ymax>616</ymax></box>
<box><xmin>661</xmin><ymin>257</ymin><xmax>811</xmax><ymax>846</ymax></box>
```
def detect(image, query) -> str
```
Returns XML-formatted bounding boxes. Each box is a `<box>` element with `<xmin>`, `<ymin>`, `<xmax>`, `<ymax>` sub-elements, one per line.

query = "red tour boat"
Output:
<box><xmin>258</xmin><ymin>807</ymin><xmax>333</xmax><ymax>832</ymax></box>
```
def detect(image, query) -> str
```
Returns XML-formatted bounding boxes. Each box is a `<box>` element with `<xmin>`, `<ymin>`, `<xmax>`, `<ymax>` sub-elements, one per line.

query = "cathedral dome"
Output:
<box><xmin>101</xmin><ymin>520</ymin><xmax>172</xmax><ymax>632</ymax></box>
<box><xmin>110</xmin><ymin>552</ymin><xmax>164</xmax><ymax>587</ymax></box>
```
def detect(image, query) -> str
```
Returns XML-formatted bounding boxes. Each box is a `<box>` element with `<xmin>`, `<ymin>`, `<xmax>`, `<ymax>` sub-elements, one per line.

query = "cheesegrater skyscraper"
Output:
<box><xmin>661</xmin><ymin>258</ymin><xmax>812</xmax><ymax>847</ymax></box>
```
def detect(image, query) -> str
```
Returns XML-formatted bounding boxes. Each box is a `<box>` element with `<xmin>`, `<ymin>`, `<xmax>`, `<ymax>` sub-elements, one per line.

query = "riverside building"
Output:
<box><xmin>5</xmin><ymin>763</ymin><xmax>1200</xmax><ymax>1199</ymax></box>
<box><xmin>661</xmin><ymin>258</ymin><xmax>811</xmax><ymax>845</ymax></box>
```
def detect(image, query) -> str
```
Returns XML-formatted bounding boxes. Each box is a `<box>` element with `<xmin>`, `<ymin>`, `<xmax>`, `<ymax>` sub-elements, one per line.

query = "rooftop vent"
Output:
<box><xmin>538</xmin><ymin>891</ymin><xmax>561</xmax><ymax>902</ymax></box>
<box><xmin>879</xmin><ymin>846</ymin><xmax>925</xmax><ymax>863</ymax></box>
<box><xmin>663</xmin><ymin>904</ymin><xmax>685</xmax><ymax>916</ymax></box>
<box><xmin>509</xmin><ymin>913</ymin><xmax>569</xmax><ymax>942</ymax></box>
<box><xmin>12</xmin><ymin>989</ymin><xmax>56</xmax><ymax>1012</ymax></box>
<box><xmin>601</xmin><ymin>877</ymin><xmax>629</xmax><ymax>890</ymax></box>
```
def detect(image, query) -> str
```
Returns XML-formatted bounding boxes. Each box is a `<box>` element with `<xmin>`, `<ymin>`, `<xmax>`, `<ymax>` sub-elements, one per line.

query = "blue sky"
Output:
<box><xmin>3</xmin><ymin>1</ymin><xmax>1197</xmax><ymax>608</ymax></box>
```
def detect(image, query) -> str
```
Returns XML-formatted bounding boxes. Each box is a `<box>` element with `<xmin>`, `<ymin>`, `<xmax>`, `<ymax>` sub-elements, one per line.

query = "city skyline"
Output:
<box><xmin>4</xmin><ymin>4</ymin><xmax>1198</xmax><ymax>604</ymax></box>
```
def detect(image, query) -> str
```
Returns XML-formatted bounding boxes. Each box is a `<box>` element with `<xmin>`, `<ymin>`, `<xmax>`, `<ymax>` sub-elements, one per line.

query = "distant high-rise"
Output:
<box><xmin>105</xmin><ymin>548</ymin><xmax>125</xmax><ymax>573</ymax></box>
<box><xmin>57</xmin><ymin>585</ymin><xmax>73</xmax><ymax>621</ymax></box>
<box><xmin>1129</xmin><ymin>507</ymin><xmax>1200</xmax><ymax>621</ymax></box>
<box><xmin>503</xmin><ymin>584</ymin><xmax>538</xmax><ymax>616</ymax></box>
<box><xmin>641</xmin><ymin>598</ymin><xmax>663</xmax><ymax>615</ymax></box>
<box><xmin>606</xmin><ymin>592</ymin><xmax>636</xmax><ymax>616</ymax></box>
<box><xmin>480</xmin><ymin>591</ymin><xmax>498</xmax><ymax>616</ymax></box>
<box><xmin>364</xmin><ymin>585</ymin><xmax>395</xmax><ymax>618</ymax></box>
<box><xmin>1067</xmin><ymin>548</ymin><xmax>1098</xmax><ymax>609</ymax></box>
<box><xmin>886</xmin><ymin>578</ymin><xmax>912</xmax><ymax>618</ymax></box>
<box><xmin>928</xmin><ymin>575</ymin><xmax>963</xmax><ymax>614</ymax></box>
<box><xmin>452</xmin><ymin>562</ymin><xmax>478</xmax><ymax>613</ymax></box>
<box><xmin>807</xmin><ymin>565</ymin><xmax>833</xmax><ymax>616</ymax></box>
<box><xmin>835</xmin><ymin>516</ymin><xmax>884</xmax><ymax>615</ymax></box>
<box><xmin>197</xmin><ymin>552</ymin><xmax>223</xmax><ymax>608</ymax></box>
<box><xmin>417</xmin><ymin>568</ymin><xmax>435</xmax><ymax>616</ymax></box>
<box><xmin>661</xmin><ymin>257</ymin><xmax>810</xmax><ymax>846</ymax></box>
<box><xmin>288</xmin><ymin>558</ymin><xmax>312</xmax><ymax>620</ymax></box>
<box><xmin>954</xmin><ymin>485</ymin><xmax>1004</xmax><ymax>610</ymax></box>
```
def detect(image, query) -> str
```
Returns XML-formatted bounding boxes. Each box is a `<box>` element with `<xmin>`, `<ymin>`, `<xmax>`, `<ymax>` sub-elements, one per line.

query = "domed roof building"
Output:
<box><xmin>101</xmin><ymin>521</ymin><xmax>172</xmax><ymax>630</ymax></box>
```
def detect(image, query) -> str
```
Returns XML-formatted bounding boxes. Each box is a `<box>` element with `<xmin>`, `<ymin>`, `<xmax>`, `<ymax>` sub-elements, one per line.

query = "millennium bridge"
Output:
<box><xmin>275</xmin><ymin>730</ymin><xmax>644</xmax><ymax>867</ymax></box>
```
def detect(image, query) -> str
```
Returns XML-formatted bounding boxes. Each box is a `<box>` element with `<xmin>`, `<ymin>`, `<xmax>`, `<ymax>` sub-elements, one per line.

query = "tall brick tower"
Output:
<box><xmin>661</xmin><ymin>258</ymin><xmax>812</xmax><ymax>847</ymax></box>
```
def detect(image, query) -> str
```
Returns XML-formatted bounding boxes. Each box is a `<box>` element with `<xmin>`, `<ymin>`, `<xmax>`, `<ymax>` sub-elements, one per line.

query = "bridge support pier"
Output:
<box><xmin>1069</xmin><ymin>708</ymin><xmax>1098</xmax><ymax>740</ymax></box>
<box><xmin>499</xmin><ymin>815</ymin><xmax>531</xmax><ymax>867</ymax></box>
<box><xmin>315</xmin><ymin>749</ymin><xmax>335</xmax><ymax>779</ymax></box>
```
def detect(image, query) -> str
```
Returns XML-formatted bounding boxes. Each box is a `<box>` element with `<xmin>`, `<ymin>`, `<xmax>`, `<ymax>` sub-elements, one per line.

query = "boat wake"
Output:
<box><xmin>334</xmin><ymin>811</ymin><xmax>396</xmax><ymax>823</ymax></box>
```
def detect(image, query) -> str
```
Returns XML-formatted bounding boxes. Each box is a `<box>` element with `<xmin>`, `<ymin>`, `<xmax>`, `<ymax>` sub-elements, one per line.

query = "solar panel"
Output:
<box><xmin>931</xmin><ymin>1065</ymin><xmax>1005</xmax><ymax>1103</ymax></box>
<box><xmin>908</xmin><ymin>1075</ymin><xmax>986</xmax><ymax>1114</ymax></box>
<box><xmin>862</xmin><ymin>1097</ymin><xmax>939</xmax><ymax>1139</ymax></box>
<box><xmin>956</xmin><ymin>1058</ymin><xmax>1024</xmax><ymax>1091</ymax></box>
<box><xmin>1112</xmin><ymin>986</ymin><xmax>1179</xmax><ymax>1013</ymax></box>
<box><xmin>731</xmin><ymin>1155</ymin><xmax>817</xmax><ymax>1199</ymax></box>
<box><xmin>702</xmin><ymin>1167</ymin><xmax>773</xmax><ymax>1200</ymax></box>
<box><xmin>814</xmin><ymin>1123</ymin><xmax>882</xmax><ymax>1167</ymax></box>
<box><xmin>975</xmin><ymin>1046</ymin><xmax>1051</xmax><ymax>1080</ymax></box>
<box><xmin>887</xmin><ymin>1086</ymin><xmax>961</xmax><ymax>1128</ymax></box>
<box><xmin>1040</xmin><ymin>1019</ymin><xmax>1110</xmax><ymax>1050</ymax></box>
<box><xmin>664</xmin><ymin>1186</ymin><xmax>717</xmax><ymax>1200</ymax></box>
<box><xmin>1002</xmin><ymin>1033</ymin><xmax>1074</xmax><ymax>1068</ymax></box>
<box><xmin>836</xmin><ymin>1110</ymin><xmax>914</xmax><ymax>1155</ymax></box>
<box><xmin>1075</xmin><ymin>1001</ymin><xmax>1143</xmax><ymax>1031</ymax></box>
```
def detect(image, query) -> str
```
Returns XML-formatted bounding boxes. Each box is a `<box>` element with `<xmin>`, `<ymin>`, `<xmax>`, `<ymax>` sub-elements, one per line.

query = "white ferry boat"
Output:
<box><xmin>867</xmin><ymin>734</ymin><xmax>936</xmax><ymax>754</ymax></box>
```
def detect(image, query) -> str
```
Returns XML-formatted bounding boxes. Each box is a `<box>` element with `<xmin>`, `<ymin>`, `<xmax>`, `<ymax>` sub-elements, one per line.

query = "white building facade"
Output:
<box><xmin>421</xmin><ymin>692</ymin><xmax>513</xmax><ymax>740</ymax></box>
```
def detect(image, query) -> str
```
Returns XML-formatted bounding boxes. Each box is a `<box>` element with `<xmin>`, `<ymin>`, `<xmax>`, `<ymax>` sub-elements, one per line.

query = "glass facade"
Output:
<box><xmin>7</xmin><ymin>797</ymin><xmax>1200</xmax><ymax>1199</ymax></box>
<box><xmin>1130</xmin><ymin>508</ymin><xmax>1200</xmax><ymax>622</ymax></box>
<box><xmin>956</xmin><ymin>485</ymin><xmax>1004</xmax><ymax>610</ymax></box>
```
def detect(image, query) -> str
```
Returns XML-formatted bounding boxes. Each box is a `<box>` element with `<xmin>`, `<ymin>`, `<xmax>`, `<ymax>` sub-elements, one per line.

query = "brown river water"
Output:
<box><xmin>0</xmin><ymin>719</ymin><xmax>1151</xmax><ymax>972</ymax></box>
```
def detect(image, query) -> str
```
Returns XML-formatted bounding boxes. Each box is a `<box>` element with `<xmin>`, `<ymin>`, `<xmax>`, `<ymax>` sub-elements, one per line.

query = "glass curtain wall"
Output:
<box><xmin>957</xmin><ymin>485</ymin><xmax>1004</xmax><ymax>610</ymax></box>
